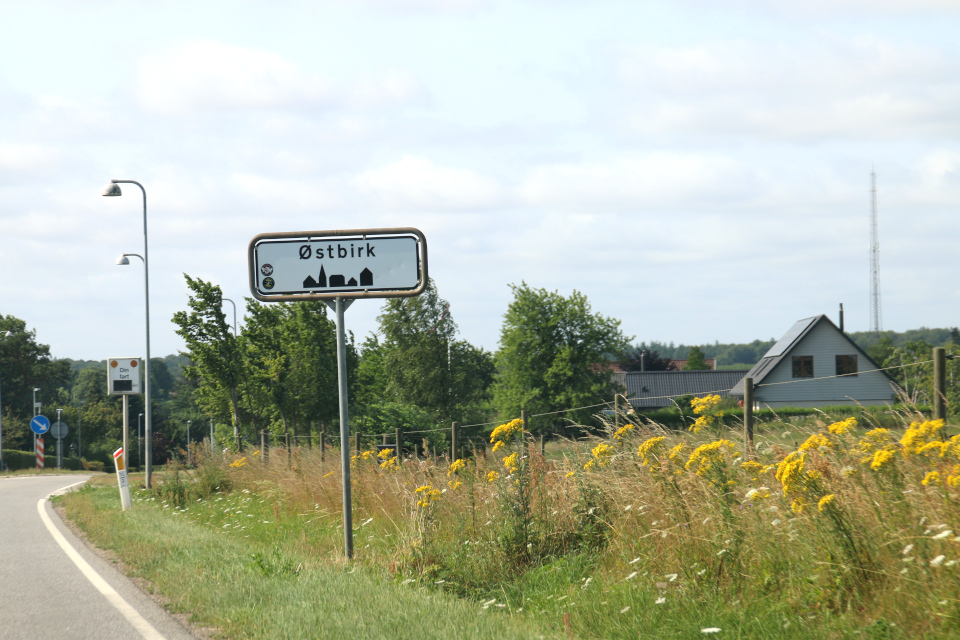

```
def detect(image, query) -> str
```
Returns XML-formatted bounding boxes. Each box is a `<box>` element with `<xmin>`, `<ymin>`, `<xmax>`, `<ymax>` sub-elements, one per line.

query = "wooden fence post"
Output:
<box><xmin>261</xmin><ymin>430</ymin><xmax>269</xmax><ymax>463</ymax></box>
<box><xmin>236</xmin><ymin>433</ymin><xmax>242</xmax><ymax>453</ymax></box>
<box><xmin>451</xmin><ymin>422</ymin><xmax>460</xmax><ymax>461</ymax></box>
<box><xmin>354</xmin><ymin>432</ymin><xmax>361</xmax><ymax>455</ymax></box>
<box><xmin>319</xmin><ymin>428</ymin><xmax>325</xmax><ymax>463</ymax></box>
<box><xmin>286</xmin><ymin>433</ymin><xmax>291</xmax><ymax>468</ymax></box>
<box><xmin>743</xmin><ymin>377</ymin><xmax>754</xmax><ymax>458</ymax></box>
<box><xmin>395</xmin><ymin>427</ymin><xmax>403</xmax><ymax>461</ymax></box>
<box><xmin>521</xmin><ymin>410</ymin><xmax>529</xmax><ymax>452</ymax></box>
<box><xmin>934</xmin><ymin>347</ymin><xmax>947</xmax><ymax>422</ymax></box>
<box><xmin>614</xmin><ymin>394</ymin><xmax>621</xmax><ymax>431</ymax></box>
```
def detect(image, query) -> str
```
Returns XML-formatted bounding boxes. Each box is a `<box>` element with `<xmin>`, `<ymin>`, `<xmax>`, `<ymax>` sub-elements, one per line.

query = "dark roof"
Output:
<box><xmin>729</xmin><ymin>314</ymin><xmax>894</xmax><ymax>396</ymax></box>
<box><xmin>612</xmin><ymin>370</ymin><xmax>750</xmax><ymax>409</ymax></box>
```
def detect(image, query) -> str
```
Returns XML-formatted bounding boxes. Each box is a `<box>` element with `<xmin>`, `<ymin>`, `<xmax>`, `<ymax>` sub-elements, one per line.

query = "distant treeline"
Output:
<box><xmin>635</xmin><ymin>326</ymin><xmax>959</xmax><ymax>370</ymax></box>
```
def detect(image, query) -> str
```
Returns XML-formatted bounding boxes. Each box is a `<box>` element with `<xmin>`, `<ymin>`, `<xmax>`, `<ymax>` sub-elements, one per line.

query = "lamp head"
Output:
<box><xmin>116</xmin><ymin>255</ymin><xmax>130</xmax><ymax>266</ymax></box>
<box><xmin>102</xmin><ymin>182</ymin><xmax>122</xmax><ymax>197</ymax></box>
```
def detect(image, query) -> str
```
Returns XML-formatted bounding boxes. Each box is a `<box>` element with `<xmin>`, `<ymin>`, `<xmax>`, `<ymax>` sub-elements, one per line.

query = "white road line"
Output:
<box><xmin>37</xmin><ymin>487</ymin><xmax>167</xmax><ymax>640</ymax></box>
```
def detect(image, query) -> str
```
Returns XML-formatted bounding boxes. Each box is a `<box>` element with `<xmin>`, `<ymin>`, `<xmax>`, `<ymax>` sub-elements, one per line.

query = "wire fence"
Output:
<box><xmin>239</xmin><ymin>358</ymin><xmax>935</xmax><ymax>450</ymax></box>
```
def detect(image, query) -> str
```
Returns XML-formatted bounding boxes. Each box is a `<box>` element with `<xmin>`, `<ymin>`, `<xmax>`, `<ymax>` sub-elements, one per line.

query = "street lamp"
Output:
<box><xmin>78</xmin><ymin>400</ymin><xmax>84</xmax><ymax>471</ymax></box>
<box><xmin>56</xmin><ymin>408</ymin><xmax>63</xmax><ymax>469</ymax></box>
<box><xmin>104</xmin><ymin>178</ymin><xmax>154</xmax><ymax>488</ymax></box>
<box><xmin>222</xmin><ymin>298</ymin><xmax>237</xmax><ymax>337</ymax></box>
<box><xmin>138</xmin><ymin>412</ymin><xmax>144</xmax><ymax>471</ymax></box>
<box><xmin>0</xmin><ymin>330</ymin><xmax>12</xmax><ymax>471</ymax></box>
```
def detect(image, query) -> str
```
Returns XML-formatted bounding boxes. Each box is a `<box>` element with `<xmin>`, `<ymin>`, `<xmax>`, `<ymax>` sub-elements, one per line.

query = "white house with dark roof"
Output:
<box><xmin>729</xmin><ymin>315</ymin><xmax>900</xmax><ymax>409</ymax></box>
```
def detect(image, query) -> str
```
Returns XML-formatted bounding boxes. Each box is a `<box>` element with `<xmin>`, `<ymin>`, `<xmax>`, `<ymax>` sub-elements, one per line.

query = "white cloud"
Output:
<box><xmin>0</xmin><ymin>142</ymin><xmax>60</xmax><ymax>172</ymax></box>
<box><xmin>518</xmin><ymin>153</ymin><xmax>754</xmax><ymax>211</ymax></box>
<box><xmin>612</xmin><ymin>36</ymin><xmax>960</xmax><ymax>140</ymax></box>
<box><xmin>137</xmin><ymin>40</ymin><xmax>425</xmax><ymax>115</ymax></box>
<box><xmin>354</xmin><ymin>155</ymin><xmax>504</xmax><ymax>210</ymax></box>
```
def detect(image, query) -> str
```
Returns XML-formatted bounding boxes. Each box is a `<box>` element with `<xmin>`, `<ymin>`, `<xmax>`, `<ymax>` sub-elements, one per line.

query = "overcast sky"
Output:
<box><xmin>2</xmin><ymin>0</ymin><xmax>958</xmax><ymax>362</ymax></box>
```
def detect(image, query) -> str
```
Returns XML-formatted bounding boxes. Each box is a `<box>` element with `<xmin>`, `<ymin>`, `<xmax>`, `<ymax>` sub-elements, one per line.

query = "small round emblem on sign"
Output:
<box><xmin>263</xmin><ymin>277</ymin><xmax>275</xmax><ymax>290</ymax></box>
<box><xmin>261</xmin><ymin>264</ymin><xmax>274</xmax><ymax>276</ymax></box>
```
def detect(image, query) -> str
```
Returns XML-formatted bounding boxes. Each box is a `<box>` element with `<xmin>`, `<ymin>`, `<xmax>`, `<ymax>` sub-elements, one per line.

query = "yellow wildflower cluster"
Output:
<box><xmin>636</xmin><ymin>436</ymin><xmax>666</xmax><ymax>467</ymax></box>
<box><xmin>415</xmin><ymin>484</ymin><xmax>442</xmax><ymax>508</ymax></box>
<box><xmin>229</xmin><ymin>457</ymin><xmax>247</xmax><ymax>468</ymax></box>
<box><xmin>691</xmin><ymin>394</ymin><xmax>722</xmax><ymax>415</ymax></box>
<box><xmin>827</xmin><ymin>417</ymin><xmax>858</xmax><ymax>435</ymax></box>
<box><xmin>901</xmin><ymin>419</ymin><xmax>945</xmax><ymax>455</ymax></box>
<box><xmin>799</xmin><ymin>433</ymin><xmax>834</xmax><ymax>453</ymax></box>
<box><xmin>378</xmin><ymin>448</ymin><xmax>394</xmax><ymax>460</ymax></box>
<box><xmin>352</xmin><ymin>449</ymin><xmax>377</xmax><ymax>463</ymax></box>
<box><xmin>817</xmin><ymin>494</ymin><xmax>836</xmax><ymax>512</ymax></box>
<box><xmin>490</xmin><ymin>418</ymin><xmax>525</xmax><ymax>452</ymax></box>
<box><xmin>584</xmin><ymin>442</ymin><xmax>615</xmax><ymax>471</ymax></box>
<box><xmin>447</xmin><ymin>458</ymin><xmax>467</xmax><ymax>477</ymax></box>
<box><xmin>613</xmin><ymin>423</ymin><xmax>635</xmax><ymax>442</ymax></box>
<box><xmin>487</xmin><ymin>471</ymin><xmax>499</xmax><ymax>482</ymax></box>
<box><xmin>870</xmin><ymin>449</ymin><xmax>896</xmax><ymax>471</ymax></box>
<box><xmin>380</xmin><ymin>456</ymin><xmax>399</xmax><ymax>471</ymax></box>
<box><xmin>775</xmin><ymin>451</ymin><xmax>810</xmax><ymax>495</ymax></box>
<box><xmin>503</xmin><ymin>452</ymin><xmax>520</xmax><ymax>475</ymax></box>
<box><xmin>685</xmin><ymin>440</ymin><xmax>739</xmax><ymax>477</ymax></box>
<box><xmin>690</xmin><ymin>415</ymin><xmax>713</xmax><ymax>434</ymax></box>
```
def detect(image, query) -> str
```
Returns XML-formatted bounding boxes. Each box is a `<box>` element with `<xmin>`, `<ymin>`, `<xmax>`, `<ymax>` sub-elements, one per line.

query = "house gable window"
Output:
<box><xmin>836</xmin><ymin>355</ymin><xmax>858</xmax><ymax>376</ymax></box>
<box><xmin>792</xmin><ymin>355</ymin><xmax>813</xmax><ymax>378</ymax></box>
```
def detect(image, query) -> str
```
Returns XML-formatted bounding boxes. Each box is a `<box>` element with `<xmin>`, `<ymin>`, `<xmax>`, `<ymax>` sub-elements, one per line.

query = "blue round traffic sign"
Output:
<box><xmin>30</xmin><ymin>415</ymin><xmax>50</xmax><ymax>435</ymax></box>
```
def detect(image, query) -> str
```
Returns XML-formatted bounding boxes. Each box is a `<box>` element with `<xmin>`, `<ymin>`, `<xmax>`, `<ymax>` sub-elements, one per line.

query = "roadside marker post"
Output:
<box><xmin>113</xmin><ymin>447</ymin><xmax>132</xmax><ymax>510</ymax></box>
<box><xmin>249</xmin><ymin>227</ymin><xmax>427</xmax><ymax>560</ymax></box>
<box><xmin>31</xmin><ymin>415</ymin><xmax>50</xmax><ymax>469</ymax></box>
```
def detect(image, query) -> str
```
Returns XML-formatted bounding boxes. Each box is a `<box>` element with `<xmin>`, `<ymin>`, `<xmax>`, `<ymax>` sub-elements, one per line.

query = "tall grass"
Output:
<box><xmin>146</xmin><ymin>406</ymin><xmax>960</xmax><ymax>638</ymax></box>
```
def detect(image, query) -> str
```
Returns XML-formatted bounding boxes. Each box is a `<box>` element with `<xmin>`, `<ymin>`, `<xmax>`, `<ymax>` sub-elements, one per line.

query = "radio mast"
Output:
<box><xmin>869</xmin><ymin>170</ymin><xmax>883</xmax><ymax>335</ymax></box>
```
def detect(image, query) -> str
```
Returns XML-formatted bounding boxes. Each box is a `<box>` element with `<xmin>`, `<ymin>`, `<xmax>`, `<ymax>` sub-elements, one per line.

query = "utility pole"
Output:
<box><xmin>869</xmin><ymin>170</ymin><xmax>883</xmax><ymax>336</ymax></box>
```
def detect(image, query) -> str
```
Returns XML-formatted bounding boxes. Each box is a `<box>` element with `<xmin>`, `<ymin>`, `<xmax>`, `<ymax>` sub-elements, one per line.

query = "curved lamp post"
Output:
<box><xmin>104</xmin><ymin>179</ymin><xmax>154</xmax><ymax>488</ymax></box>
<box><xmin>0</xmin><ymin>330</ymin><xmax>12</xmax><ymax>471</ymax></box>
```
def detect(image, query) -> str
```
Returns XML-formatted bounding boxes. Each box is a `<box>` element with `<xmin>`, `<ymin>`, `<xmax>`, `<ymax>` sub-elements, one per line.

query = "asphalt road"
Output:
<box><xmin>0</xmin><ymin>475</ymin><xmax>198</xmax><ymax>640</ymax></box>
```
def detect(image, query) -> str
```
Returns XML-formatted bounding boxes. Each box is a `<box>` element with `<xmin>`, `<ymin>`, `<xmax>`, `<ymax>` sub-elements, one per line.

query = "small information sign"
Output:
<box><xmin>107</xmin><ymin>358</ymin><xmax>142</xmax><ymax>396</ymax></box>
<box><xmin>113</xmin><ymin>447</ymin><xmax>132</xmax><ymax>511</ymax></box>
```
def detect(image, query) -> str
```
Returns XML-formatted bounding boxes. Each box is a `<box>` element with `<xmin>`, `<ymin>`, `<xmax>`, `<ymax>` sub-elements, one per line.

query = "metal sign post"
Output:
<box><xmin>107</xmin><ymin>358</ymin><xmax>141</xmax><ymax>488</ymax></box>
<box><xmin>249</xmin><ymin>228</ymin><xmax>427</xmax><ymax>560</ymax></box>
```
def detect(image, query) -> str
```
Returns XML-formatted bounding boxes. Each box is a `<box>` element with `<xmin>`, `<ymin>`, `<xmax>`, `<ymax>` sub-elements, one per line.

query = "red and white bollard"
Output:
<box><xmin>36</xmin><ymin>437</ymin><xmax>44</xmax><ymax>469</ymax></box>
<box><xmin>113</xmin><ymin>447</ymin><xmax>132</xmax><ymax>511</ymax></box>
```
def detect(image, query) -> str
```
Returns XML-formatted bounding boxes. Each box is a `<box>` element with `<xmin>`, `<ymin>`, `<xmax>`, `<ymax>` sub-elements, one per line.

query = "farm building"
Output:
<box><xmin>612</xmin><ymin>370</ymin><xmax>749</xmax><ymax>409</ymax></box>
<box><xmin>729</xmin><ymin>314</ymin><xmax>900</xmax><ymax>409</ymax></box>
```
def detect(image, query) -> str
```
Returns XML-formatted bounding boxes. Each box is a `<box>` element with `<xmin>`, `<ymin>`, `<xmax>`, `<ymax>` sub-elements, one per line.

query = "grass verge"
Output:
<box><xmin>57</xmin><ymin>481</ymin><xmax>552</xmax><ymax>640</ymax></box>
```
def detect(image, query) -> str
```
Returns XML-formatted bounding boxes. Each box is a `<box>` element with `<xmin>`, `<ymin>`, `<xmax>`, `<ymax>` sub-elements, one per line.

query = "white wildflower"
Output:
<box><xmin>930</xmin><ymin>555</ymin><xmax>946</xmax><ymax>567</ymax></box>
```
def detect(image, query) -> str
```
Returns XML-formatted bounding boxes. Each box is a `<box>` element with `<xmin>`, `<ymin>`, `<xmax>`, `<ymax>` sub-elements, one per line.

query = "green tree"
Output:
<box><xmin>376</xmin><ymin>282</ymin><xmax>495</xmax><ymax>426</ymax></box>
<box><xmin>172</xmin><ymin>276</ymin><xmax>244</xmax><ymax>434</ymax></box>
<box><xmin>493</xmin><ymin>282</ymin><xmax>631</xmax><ymax>434</ymax></box>
<box><xmin>0</xmin><ymin>315</ymin><xmax>70</xmax><ymax>450</ymax></box>
<box><xmin>682</xmin><ymin>345</ymin><xmax>711</xmax><ymax>370</ymax></box>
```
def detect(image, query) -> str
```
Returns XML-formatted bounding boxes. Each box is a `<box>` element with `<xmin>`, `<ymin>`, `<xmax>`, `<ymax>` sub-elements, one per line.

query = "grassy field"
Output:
<box><xmin>60</xmin><ymin>403</ymin><xmax>960</xmax><ymax>639</ymax></box>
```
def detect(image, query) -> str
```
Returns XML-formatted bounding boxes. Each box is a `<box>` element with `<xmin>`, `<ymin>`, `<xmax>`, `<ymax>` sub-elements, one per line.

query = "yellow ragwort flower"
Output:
<box><xmin>901</xmin><ymin>419</ymin><xmax>945</xmax><ymax>455</ymax></box>
<box><xmin>503</xmin><ymin>452</ymin><xmax>520</xmax><ymax>475</ymax></box>
<box><xmin>487</xmin><ymin>471</ymin><xmax>500</xmax><ymax>482</ymax></box>
<box><xmin>689</xmin><ymin>415</ymin><xmax>712</xmax><ymax>434</ymax></box>
<box><xmin>691</xmin><ymin>394</ymin><xmax>722</xmax><ymax>415</ymax></box>
<box><xmin>799</xmin><ymin>433</ymin><xmax>834</xmax><ymax>453</ymax></box>
<box><xmin>590</xmin><ymin>442</ymin><xmax>615</xmax><ymax>468</ymax></box>
<box><xmin>490</xmin><ymin>418</ymin><xmax>525</xmax><ymax>449</ymax></box>
<box><xmin>414</xmin><ymin>484</ymin><xmax>442</xmax><ymax>508</ymax></box>
<box><xmin>613</xmin><ymin>423</ymin><xmax>635</xmax><ymax>442</ymax></box>
<box><xmin>447</xmin><ymin>458</ymin><xmax>467</xmax><ymax>477</ymax></box>
<box><xmin>229</xmin><ymin>457</ymin><xmax>247</xmax><ymax>468</ymax></box>
<box><xmin>637</xmin><ymin>436</ymin><xmax>666</xmax><ymax>467</ymax></box>
<box><xmin>827</xmin><ymin>417</ymin><xmax>858</xmax><ymax>435</ymax></box>
<box><xmin>685</xmin><ymin>440</ymin><xmax>739</xmax><ymax>477</ymax></box>
<box><xmin>379</xmin><ymin>456</ymin><xmax>399</xmax><ymax>471</ymax></box>
<box><xmin>378</xmin><ymin>448</ymin><xmax>394</xmax><ymax>460</ymax></box>
<box><xmin>817</xmin><ymin>494</ymin><xmax>836</xmax><ymax>512</ymax></box>
<box><xmin>922</xmin><ymin>471</ymin><xmax>942</xmax><ymax>486</ymax></box>
<box><xmin>870</xmin><ymin>448</ymin><xmax>896</xmax><ymax>471</ymax></box>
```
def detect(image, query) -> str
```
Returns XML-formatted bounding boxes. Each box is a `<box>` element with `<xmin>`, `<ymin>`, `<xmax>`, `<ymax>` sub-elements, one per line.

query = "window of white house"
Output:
<box><xmin>836</xmin><ymin>355</ymin><xmax>858</xmax><ymax>376</ymax></box>
<box><xmin>792</xmin><ymin>355</ymin><xmax>813</xmax><ymax>378</ymax></box>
